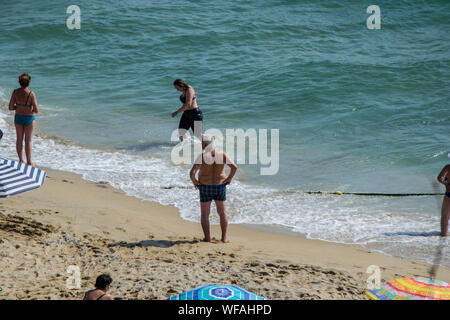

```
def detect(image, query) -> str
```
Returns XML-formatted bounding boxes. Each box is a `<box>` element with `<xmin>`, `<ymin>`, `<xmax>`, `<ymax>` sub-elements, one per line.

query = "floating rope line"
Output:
<box><xmin>160</xmin><ymin>187</ymin><xmax>444</xmax><ymax>197</ymax></box>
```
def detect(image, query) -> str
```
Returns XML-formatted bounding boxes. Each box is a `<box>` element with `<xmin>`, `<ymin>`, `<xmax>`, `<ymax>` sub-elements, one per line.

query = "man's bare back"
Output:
<box><xmin>198</xmin><ymin>150</ymin><xmax>227</xmax><ymax>185</ymax></box>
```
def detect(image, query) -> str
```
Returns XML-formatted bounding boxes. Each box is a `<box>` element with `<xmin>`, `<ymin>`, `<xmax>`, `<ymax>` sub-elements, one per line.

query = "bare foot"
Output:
<box><xmin>221</xmin><ymin>238</ymin><xmax>230</xmax><ymax>243</ymax></box>
<box><xmin>27</xmin><ymin>162</ymin><xmax>37</xmax><ymax>167</ymax></box>
<box><xmin>201</xmin><ymin>238</ymin><xmax>211</xmax><ymax>242</ymax></box>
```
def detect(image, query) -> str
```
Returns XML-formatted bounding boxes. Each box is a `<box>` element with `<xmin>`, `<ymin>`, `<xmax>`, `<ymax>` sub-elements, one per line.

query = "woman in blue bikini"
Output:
<box><xmin>8</xmin><ymin>74</ymin><xmax>39</xmax><ymax>166</ymax></box>
<box><xmin>437</xmin><ymin>160</ymin><xmax>450</xmax><ymax>236</ymax></box>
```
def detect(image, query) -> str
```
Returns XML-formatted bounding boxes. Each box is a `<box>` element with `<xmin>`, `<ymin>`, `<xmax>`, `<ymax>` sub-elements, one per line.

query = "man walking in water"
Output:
<box><xmin>437</xmin><ymin>159</ymin><xmax>450</xmax><ymax>237</ymax></box>
<box><xmin>190</xmin><ymin>135</ymin><xmax>238</xmax><ymax>243</ymax></box>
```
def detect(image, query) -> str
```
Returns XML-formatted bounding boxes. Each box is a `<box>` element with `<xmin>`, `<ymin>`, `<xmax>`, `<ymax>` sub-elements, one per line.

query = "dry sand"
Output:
<box><xmin>0</xmin><ymin>168</ymin><xmax>448</xmax><ymax>300</ymax></box>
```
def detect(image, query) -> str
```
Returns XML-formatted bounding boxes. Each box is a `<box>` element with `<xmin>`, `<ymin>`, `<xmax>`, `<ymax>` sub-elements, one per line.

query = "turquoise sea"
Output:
<box><xmin>0</xmin><ymin>1</ymin><xmax>449</xmax><ymax>266</ymax></box>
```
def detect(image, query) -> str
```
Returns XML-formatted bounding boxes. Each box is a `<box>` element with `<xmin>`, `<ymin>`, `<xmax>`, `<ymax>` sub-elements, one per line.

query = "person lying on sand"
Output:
<box><xmin>437</xmin><ymin>162</ymin><xmax>450</xmax><ymax>237</ymax></box>
<box><xmin>83</xmin><ymin>274</ymin><xmax>116</xmax><ymax>300</ymax></box>
<box><xmin>190</xmin><ymin>135</ymin><xmax>237</xmax><ymax>243</ymax></box>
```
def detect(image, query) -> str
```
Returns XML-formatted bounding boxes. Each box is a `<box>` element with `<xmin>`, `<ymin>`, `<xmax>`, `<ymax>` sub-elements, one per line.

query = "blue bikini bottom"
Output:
<box><xmin>14</xmin><ymin>114</ymin><xmax>35</xmax><ymax>126</ymax></box>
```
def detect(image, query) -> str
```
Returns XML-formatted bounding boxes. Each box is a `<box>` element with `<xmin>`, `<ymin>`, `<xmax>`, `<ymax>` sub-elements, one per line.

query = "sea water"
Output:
<box><xmin>0</xmin><ymin>1</ymin><xmax>449</xmax><ymax>266</ymax></box>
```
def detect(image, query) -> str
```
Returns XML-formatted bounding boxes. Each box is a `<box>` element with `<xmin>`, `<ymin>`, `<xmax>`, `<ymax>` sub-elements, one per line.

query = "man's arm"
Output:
<box><xmin>223</xmin><ymin>152</ymin><xmax>237</xmax><ymax>185</ymax></box>
<box><xmin>190</xmin><ymin>163</ymin><xmax>201</xmax><ymax>189</ymax></box>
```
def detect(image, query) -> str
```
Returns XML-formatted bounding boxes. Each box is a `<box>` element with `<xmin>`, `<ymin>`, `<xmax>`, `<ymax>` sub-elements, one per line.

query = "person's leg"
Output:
<box><xmin>178</xmin><ymin>128</ymin><xmax>185</xmax><ymax>142</ymax></box>
<box><xmin>441</xmin><ymin>197</ymin><xmax>450</xmax><ymax>237</ymax></box>
<box><xmin>14</xmin><ymin>122</ymin><xmax>25</xmax><ymax>163</ymax></box>
<box><xmin>24</xmin><ymin>120</ymin><xmax>35</xmax><ymax>166</ymax></box>
<box><xmin>200</xmin><ymin>201</ymin><xmax>212</xmax><ymax>241</ymax></box>
<box><xmin>192</xmin><ymin>120</ymin><xmax>202</xmax><ymax>142</ymax></box>
<box><xmin>214</xmin><ymin>200</ymin><xmax>229</xmax><ymax>243</ymax></box>
<box><xmin>178</xmin><ymin>112</ymin><xmax>190</xmax><ymax>142</ymax></box>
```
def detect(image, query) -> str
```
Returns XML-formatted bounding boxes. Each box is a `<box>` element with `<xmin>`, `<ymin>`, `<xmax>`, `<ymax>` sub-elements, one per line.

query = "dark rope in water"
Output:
<box><xmin>161</xmin><ymin>186</ymin><xmax>444</xmax><ymax>197</ymax></box>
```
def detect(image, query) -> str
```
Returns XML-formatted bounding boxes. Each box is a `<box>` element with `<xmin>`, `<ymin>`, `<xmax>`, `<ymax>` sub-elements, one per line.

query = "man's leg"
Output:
<box><xmin>215</xmin><ymin>200</ymin><xmax>228</xmax><ymax>243</ymax></box>
<box><xmin>201</xmin><ymin>201</ymin><xmax>212</xmax><ymax>241</ymax></box>
<box><xmin>441</xmin><ymin>197</ymin><xmax>450</xmax><ymax>237</ymax></box>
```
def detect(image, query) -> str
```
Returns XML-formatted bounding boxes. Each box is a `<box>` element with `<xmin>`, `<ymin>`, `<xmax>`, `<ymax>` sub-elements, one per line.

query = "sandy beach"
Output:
<box><xmin>0</xmin><ymin>168</ymin><xmax>448</xmax><ymax>300</ymax></box>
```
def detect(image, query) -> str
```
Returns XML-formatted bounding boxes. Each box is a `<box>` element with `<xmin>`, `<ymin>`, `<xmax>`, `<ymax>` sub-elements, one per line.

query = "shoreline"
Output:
<box><xmin>43</xmin><ymin>167</ymin><xmax>448</xmax><ymax>272</ymax></box>
<box><xmin>0</xmin><ymin>107</ymin><xmax>447</xmax><ymax>269</ymax></box>
<box><xmin>0</xmin><ymin>167</ymin><xmax>448</xmax><ymax>300</ymax></box>
<box><xmin>242</xmin><ymin>223</ymin><xmax>448</xmax><ymax>269</ymax></box>
<box><xmin>42</xmin><ymin>162</ymin><xmax>448</xmax><ymax>269</ymax></box>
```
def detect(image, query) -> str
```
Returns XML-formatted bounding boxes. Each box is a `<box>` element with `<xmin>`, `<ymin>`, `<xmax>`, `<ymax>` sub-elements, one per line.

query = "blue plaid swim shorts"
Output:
<box><xmin>199</xmin><ymin>184</ymin><xmax>227</xmax><ymax>202</ymax></box>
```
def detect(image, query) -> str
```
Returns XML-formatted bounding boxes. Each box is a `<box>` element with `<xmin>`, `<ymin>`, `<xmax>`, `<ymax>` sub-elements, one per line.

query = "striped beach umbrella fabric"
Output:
<box><xmin>0</xmin><ymin>157</ymin><xmax>46</xmax><ymax>198</ymax></box>
<box><xmin>168</xmin><ymin>285</ymin><xmax>265</xmax><ymax>300</ymax></box>
<box><xmin>366</xmin><ymin>277</ymin><xmax>450</xmax><ymax>300</ymax></box>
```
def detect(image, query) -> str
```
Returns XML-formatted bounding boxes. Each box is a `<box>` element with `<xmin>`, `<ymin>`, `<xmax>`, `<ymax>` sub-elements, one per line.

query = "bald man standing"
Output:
<box><xmin>190</xmin><ymin>135</ymin><xmax>237</xmax><ymax>243</ymax></box>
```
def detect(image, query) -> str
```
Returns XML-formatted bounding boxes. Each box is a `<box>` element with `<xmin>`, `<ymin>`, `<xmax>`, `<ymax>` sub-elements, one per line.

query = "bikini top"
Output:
<box><xmin>96</xmin><ymin>293</ymin><xmax>106</xmax><ymax>300</ymax></box>
<box><xmin>180</xmin><ymin>87</ymin><xmax>197</xmax><ymax>104</ymax></box>
<box><xmin>14</xmin><ymin>89</ymin><xmax>33</xmax><ymax>107</ymax></box>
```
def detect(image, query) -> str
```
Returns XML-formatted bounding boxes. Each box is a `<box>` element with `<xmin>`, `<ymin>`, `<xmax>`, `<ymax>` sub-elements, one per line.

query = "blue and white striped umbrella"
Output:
<box><xmin>0</xmin><ymin>157</ymin><xmax>46</xmax><ymax>197</ymax></box>
<box><xmin>168</xmin><ymin>285</ymin><xmax>265</xmax><ymax>300</ymax></box>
